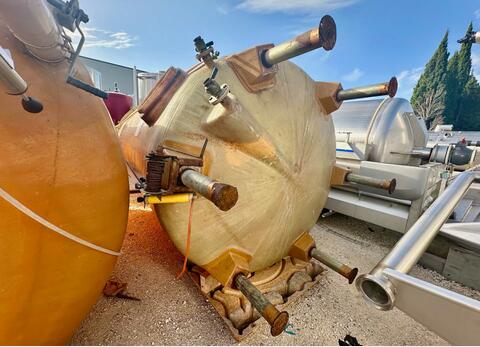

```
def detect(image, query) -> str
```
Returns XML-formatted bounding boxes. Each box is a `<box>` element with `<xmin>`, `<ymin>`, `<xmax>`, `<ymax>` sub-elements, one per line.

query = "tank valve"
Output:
<box><xmin>194</xmin><ymin>36</ymin><xmax>219</xmax><ymax>68</ymax></box>
<box><xmin>203</xmin><ymin>67</ymin><xmax>232</xmax><ymax>108</ymax></box>
<box><xmin>346</xmin><ymin>173</ymin><xmax>396</xmax><ymax>194</ymax></box>
<box><xmin>310</xmin><ymin>248</ymin><xmax>358</xmax><ymax>284</ymax></box>
<box><xmin>234</xmin><ymin>274</ymin><xmax>289</xmax><ymax>336</ymax></box>
<box><xmin>336</xmin><ymin>77</ymin><xmax>398</xmax><ymax>101</ymax></box>
<box><xmin>261</xmin><ymin>15</ymin><xmax>336</xmax><ymax>68</ymax></box>
<box><xmin>180</xmin><ymin>169</ymin><xmax>238</xmax><ymax>211</ymax></box>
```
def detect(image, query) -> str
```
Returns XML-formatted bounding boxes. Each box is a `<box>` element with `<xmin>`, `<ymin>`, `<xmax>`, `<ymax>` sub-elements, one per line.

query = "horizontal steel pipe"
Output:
<box><xmin>235</xmin><ymin>274</ymin><xmax>289</xmax><ymax>336</ymax></box>
<box><xmin>337</xmin><ymin>77</ymin><xmax>398</xmax><ymax>101</ymax></box>
<box><xmin>346</xmin><ymin>173</ymin><xmax>396</xmax><ymax>194</ymax></box>
<box><xmin>410</xmin><ymin>147</ymin><xmax>432</xmax><ymax>160</ymax></box>
<box><xmin>180</xmin><ymin>169</ymin><xmax>238</xmax><ymax>211</ymax></box>
<box><xmin>262</xmin><ymin>15</ymin><xmax>336</xmax><ymax>67</ymax></box>
<box><xmin>310</xmin><ymin>248</ymin><xmax>358</xmax><ymax>284</ymax></box>
<box><xmin>356</xmin><ymin>167</ymin><xmax>480</xmax><ymax>310</ymax></box>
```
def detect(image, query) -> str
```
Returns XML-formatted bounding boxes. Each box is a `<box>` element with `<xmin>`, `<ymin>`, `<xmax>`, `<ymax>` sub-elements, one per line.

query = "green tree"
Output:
<box><xmin>411</xmin><ymin>31</ymin><xmax>449</xmax><ymax>113</ymax></box>
<box><xmin>455</xmin><ymin>75</ymin><xmax>480</xmax><ymax>130</ymax></box>
<box><xmin>444</xmin><ymin>23</ymin><xmax>473</xmax><ymax>127</ymax></box>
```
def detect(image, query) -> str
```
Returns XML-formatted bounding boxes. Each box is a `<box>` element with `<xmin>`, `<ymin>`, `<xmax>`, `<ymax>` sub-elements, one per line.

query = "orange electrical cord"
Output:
<box><xmin>177</xmin><ymin>196</ymin><xmax>195</xmax><ymax>279</ymax></box>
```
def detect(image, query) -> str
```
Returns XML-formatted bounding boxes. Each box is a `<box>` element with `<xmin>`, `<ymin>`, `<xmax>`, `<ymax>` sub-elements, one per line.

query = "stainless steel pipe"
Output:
<box><xmin>180</xmin><ymin>169</ymin><xmax>238</xmax><ymax>211</ymax></box>
<box><xmin>356</xmin><ymin>167</ymin><xmax>480</xmax><ymax>310</ymax></box>
<box><xmin>0</xmin><ymin>51</ymin><xmax>27</xmax><ymax>95</ymax></box>
<box><xmin>336</xmin><ymin>77</ymin><xmax>398</xmax><ymax>101</ymax></box>
<box><xmin>345</xmin><ymin>173</ymin><xmax>396</xmax><ymax>194</ymax></box>
<box><xmin>235</xmin><ymin>274</ymin><xmax>289</xmax><ymax>336</ymax></box>
<box><xmin>261</xmin><ymin>15</ymin><xmax>336</xmax><ymax>67</ymax></box>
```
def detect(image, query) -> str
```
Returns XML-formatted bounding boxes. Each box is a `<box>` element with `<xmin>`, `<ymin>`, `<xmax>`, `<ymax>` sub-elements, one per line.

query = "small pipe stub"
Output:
<box><xmin>234</xmin><ymin>274</ymin><xmax>289</xmax><ymax>336</ymax></box>
<box><xmin>310</xmin><ymin>248</ymin><xmax>358</xmax><ymax>284</ymax></box>
<box><xmin>180</xmin><ymin>169</ymin><xmax>238</xmax><ymax>211</ymax></box>
<box><xmin>345</xmin><ymin>173</ymin><xmax>396</xmax><ymax>195</ymax></box>
<box><xmin>336</xmin><ymin>77</ymin><xmax>398</xmax><ymax>101</ymax></box>
<box><xmin>261</xmin><ymin>15</ymin><xmax>336</xmax><ymax>67</ymax></box>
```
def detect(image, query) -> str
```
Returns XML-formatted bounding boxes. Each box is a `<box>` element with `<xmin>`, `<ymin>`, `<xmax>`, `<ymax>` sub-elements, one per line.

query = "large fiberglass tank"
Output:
<box><xmin>0</xmin><ymin>1</ymin><xmax>128</xmax><ymax>344</ymax></box>
<box><xmin>118</xmin><ymin>19</ymin><xmax>339</xmax><ymax>286</ymax></box>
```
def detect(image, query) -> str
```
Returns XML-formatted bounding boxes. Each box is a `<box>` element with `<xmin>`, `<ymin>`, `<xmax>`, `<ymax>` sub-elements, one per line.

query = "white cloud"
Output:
<box><xmin>216</xmin><ymin>4</ymin><xmax>229</xmax><ymax>15</ymax></box>
<box><xmin>237</xmin><ymin>0</ymin><xmax>359</xmax><ymax>13</ymax></box>
<box><xmin>342</xmin><ymin>68</ymin><xmax>364</xmax><ymax>82</ymax></box>
<box><xmin>474</xmin><ymin>8</ymin><xmax>480</xmax><ymax>19</ymax></box>
<box><xmin>69</xmin><ymin>27</ymin><xmax>138</xmax><ymax>49</ymax></box>
<box><xmin>396</xmin><ymin>67</ymin><xmax>424</xmax><ymax>98</ymax></box>
<box><xmin>472</xmin><ymin>51</ymin><xmax>480</xmax><ymax>80</ymax></box>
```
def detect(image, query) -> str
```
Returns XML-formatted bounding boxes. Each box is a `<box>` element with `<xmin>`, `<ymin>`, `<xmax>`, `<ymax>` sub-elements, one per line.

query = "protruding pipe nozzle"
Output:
<box><xmin>310</xmin><ymin>248</ymin><xmax>358</xmax><ymax>284</ymax></box>
<box><xmin>180</xmin><ymin>169</ymin><xmax>238</xmax><ymax>211</ymax></box>
<box><xmin>336</xmin><ymin>77</ymin><xmax>398</xmax><ymax>101</ymax></box>
<box><xmin>234</xmin><ymin>274</ymin><xmax>289</xmax><ymax>336</ymax></box>
<box><xmin>346</xmin><ymin>173</ymin><xmax>396</xmax><ymax>194</ymax></box>
<box><xmin>261</xmin><ymin>15</ymin><xmax>336</xmax><ymax>68</ymax></box>
<box><xmin>0</xmin><ymin>52</ymin><xmax>43</xmax><ymax>113</ymax></box>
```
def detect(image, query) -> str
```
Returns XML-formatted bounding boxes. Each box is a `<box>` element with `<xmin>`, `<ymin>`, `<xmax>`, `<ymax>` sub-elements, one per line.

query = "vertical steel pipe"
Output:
<box><xmin>356</xmin><ymin>168</ymin><xmax>480</xmax><ymax>310</ymax></box>
<box><xmin>261</xmin><ymin>15</ymin><xmax>336</xmax><ymax>67</ymax></box>
<box><xmin>235</xmin><ymin>274</ymin><xmax>289</xmax><ymax>336</ymax></box>
<box><xmin>336</xmin><ymin>77</ymin><xmax>398</xmax><ymax>101</ymax></box>
<box><xmin>310</xmin><ymin>248</ymin><xmax>358</xmax><ymax>284</ymax></box>
<box><xmin>180</xmin><ymin>169</ymin><xmax>238</xmax><ymax>211</ymax></box>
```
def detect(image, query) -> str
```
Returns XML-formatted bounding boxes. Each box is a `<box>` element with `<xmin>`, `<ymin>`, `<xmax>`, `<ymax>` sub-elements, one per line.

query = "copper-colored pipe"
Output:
<box><xmin>310</xmin><ymin>248</ymin><xmax>358</xmax><ymax>284</ymax></box>
<box><xmin>337</xmin><ymin>77</ymin><xmax>398</xmax><ymax>101</ymax></box>
<box><xmin>235</xmin><ymin>274</ymin><xmax>289</xmax><ymax>336</ymax></box>
<box><xmin>262</xmin><ymin>15</ymin><xmax>336</xmax><ymax>67</ymax></box>
<box><xmin>180</xmin><ymin>169</ymin><xmax>238</xmax><ymax>211</ymax></box>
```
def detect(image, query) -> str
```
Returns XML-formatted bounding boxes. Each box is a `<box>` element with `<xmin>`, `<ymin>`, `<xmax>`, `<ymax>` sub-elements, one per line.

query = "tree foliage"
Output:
<box><xmin>411</xmin><ymin>23</ymin><xmax>480</xmax><ymax>131</ymax></box>
<box><xmin>411</xmin><ymin>31</ymin><xmax>448</xmax><ymax>113</ymax></box>
<box><xmin>444</xmin><ymin>23</ymin><xmax>473</xmax><ymax>127</ymax></box>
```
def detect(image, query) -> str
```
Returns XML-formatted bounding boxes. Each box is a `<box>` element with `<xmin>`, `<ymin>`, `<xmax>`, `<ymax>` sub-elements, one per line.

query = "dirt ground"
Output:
<box><xmin>71</xmin><ymin>205</ymin><xmax>480</xmax><ymax>346</ymax></box>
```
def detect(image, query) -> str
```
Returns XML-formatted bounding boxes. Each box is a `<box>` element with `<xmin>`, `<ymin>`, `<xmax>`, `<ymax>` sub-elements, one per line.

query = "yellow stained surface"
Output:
<box><xmin>0</xmin><ymin>26</ymin><xmax>129</xmax><ymax>345</ymax></box>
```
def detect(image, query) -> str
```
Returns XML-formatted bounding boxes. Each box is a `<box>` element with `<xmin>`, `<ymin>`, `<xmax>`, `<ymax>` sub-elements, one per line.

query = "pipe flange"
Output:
<box><xmin>208</xmin><ymin>84</ymin><xmax>230</xmax><ymax>105</ymax></box>
<box><xmin>355</xmin><ymin>273</ymin><xmax>396</xmax><ymax>311</ymax></box>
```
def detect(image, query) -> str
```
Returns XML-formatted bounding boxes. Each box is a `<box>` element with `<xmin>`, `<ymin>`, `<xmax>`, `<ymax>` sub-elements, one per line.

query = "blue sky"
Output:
<box><xmin>76</xmin><ymin>0</ymin><xmax>480</xmax><ymax>99</ymax></box>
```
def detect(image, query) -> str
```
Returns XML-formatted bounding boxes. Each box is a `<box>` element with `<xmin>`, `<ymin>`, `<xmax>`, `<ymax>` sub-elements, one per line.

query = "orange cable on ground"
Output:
<box><xmin>177</xmin><ymin>196</ymin><xmax>195</xmax><ymax>279</ymax></box>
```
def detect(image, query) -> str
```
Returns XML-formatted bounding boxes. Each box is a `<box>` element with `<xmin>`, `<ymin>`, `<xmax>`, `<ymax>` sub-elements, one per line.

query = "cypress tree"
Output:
<box><xmin>444</xmin><ymin>23</ymin><xmax>473</xmax><ymax>127</ymax></box>
<box><xmin>456</xmin><ymin>75</ymin><xmax>480</xmax><ymax>130</ymax></box>
<box><xmin>411</xmin><ymin>31</ymin><xmax>449</xmax><ymax>112</ymax></box>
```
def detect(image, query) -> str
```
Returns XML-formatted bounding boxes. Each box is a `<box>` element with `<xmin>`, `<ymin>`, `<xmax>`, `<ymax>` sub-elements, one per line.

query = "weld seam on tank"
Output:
<box><xmin>0</xmin><ymin>186</ymin><xmax>121</xmax><ymax>256</ymax></box>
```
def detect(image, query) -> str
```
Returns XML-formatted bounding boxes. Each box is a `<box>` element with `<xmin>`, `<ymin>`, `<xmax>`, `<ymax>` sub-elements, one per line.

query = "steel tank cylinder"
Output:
<box><xmin>332</xmin><ymin>98</ymin><xmax>427</xmax><ymax>166</ymax></box>
<box><xmin>118</xmin><ymin>59</ymin><xmax>336</xmax><ymax>279</ymax></box>
<box><xmin>0</xmin><ymin>10</ymin><xmax>129</xmax><ymax>345</ymax></box>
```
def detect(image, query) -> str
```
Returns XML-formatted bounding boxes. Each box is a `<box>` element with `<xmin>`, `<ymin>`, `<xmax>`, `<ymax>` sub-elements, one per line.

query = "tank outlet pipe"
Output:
<box><xmin>356</xmin><ymin>167</ymin><xmax>480</xmax><ymax>311</ymax></box>
<box><xmin>261</xmin><ymin>15</ymin><xmax>336</xmax><ymax>68</ymax></box>
<box><xmin>409</xmin><ymin>147</ymin><xmax>432</xmax><ymax>160</ymax></box>
<box><xmin>0</xmin><ymin>48</ymin><xmax>43</xmax><ymax>113</ymax></box>
<box><xmin>336</xmin><ymin>77</ymin><xmax>398</xmax><ymax>101</ymax></box>
<box><xmin>234</xmin><ymin>274</ymin><xmax>289</xmax><ymax>336</ymax></box>
<box><xmin>180</xmin><ymin>169</ymin><xmax>238</xmax><ymax>211</ymax></box>
<box><xmin>310</xmin><ymin>248</ymin><xmax>358</xmax><ymax>284</ymax></box>
<box><xmin>345</xmin><ymin>173</ymin><xmax>396</xmax><ymax>194</ymax></box>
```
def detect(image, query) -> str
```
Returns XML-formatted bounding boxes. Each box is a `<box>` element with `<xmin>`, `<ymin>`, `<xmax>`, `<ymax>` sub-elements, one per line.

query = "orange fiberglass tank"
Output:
<box><xmin>0</xmin><ymin>1</ymin><xmax>128</xmax><ymax>344</ymax></box>
<box><xmin>117</xmin><ymin>16</ymin><xmax>362</xmax><ymax>336</ymax></box>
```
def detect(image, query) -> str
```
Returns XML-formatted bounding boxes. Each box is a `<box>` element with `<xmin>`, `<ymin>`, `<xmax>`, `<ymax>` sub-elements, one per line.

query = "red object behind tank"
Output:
<box><xmin>104</xmin><ymin>92</ymin><xmax>133</xmax><ymax>125</ymax></box>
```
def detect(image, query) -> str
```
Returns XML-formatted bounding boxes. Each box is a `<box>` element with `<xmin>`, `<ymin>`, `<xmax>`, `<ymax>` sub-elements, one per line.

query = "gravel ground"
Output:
<box><xmin>71</xmin><ymin>205</ymin><xmax>480</xmax><ymax>346</ymax></box>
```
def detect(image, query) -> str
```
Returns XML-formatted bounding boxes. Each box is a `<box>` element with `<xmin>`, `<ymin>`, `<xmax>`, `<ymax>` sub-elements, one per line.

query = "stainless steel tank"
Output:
<box><xmin>332</xmin><ymin>98</ymin><xmax>427</xmax><ymax>166</ymax></box>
